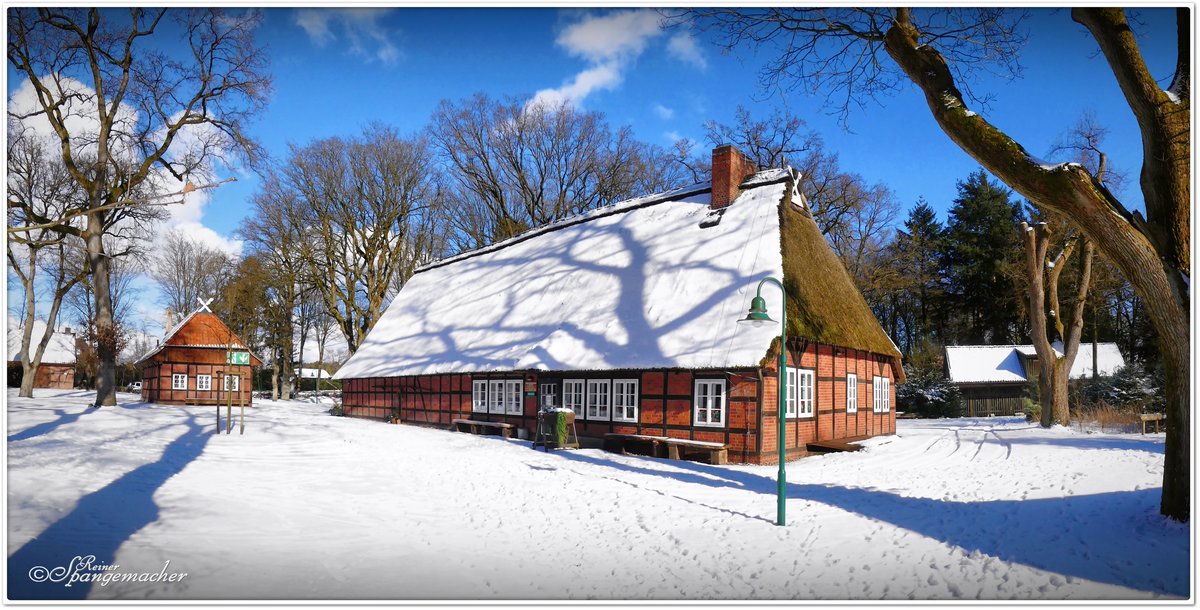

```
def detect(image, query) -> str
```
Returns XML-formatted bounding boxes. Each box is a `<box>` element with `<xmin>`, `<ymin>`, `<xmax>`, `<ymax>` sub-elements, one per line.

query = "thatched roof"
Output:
<box><xmin>778</xmin><ymin>187</ymin><xmax>905</xmax><ymax>381</ymax></box>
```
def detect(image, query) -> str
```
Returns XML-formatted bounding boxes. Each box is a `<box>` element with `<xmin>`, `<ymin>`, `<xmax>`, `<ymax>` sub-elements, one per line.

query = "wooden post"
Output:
<box><xmin>216</xmin><ymin>404</ymin><xmax>220</xmax><ymax>433</ymax></box>
<box><xmin>240</xmin><ymin>398</ymin><xmax>245</xmax><ymax>435</ymax></box>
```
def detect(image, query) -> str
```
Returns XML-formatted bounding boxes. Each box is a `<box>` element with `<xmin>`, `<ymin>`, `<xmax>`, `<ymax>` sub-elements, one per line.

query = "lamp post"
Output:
<box><xmin>738</xmin><ymin>276</ymin><xmax>788</xmax><ymax>526</ymax></box>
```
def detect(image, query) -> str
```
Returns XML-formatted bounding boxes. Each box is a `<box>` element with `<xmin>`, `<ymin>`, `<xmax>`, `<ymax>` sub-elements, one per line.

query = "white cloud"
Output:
<box><xmin>163</xmin><ymin>222</ymin><xmax>244</xmax><ymax>259</ymax></box>
<box><xmin>664</xmin><ymin>131</ymin><xmax>683</xmax><ymax>143</ymax></box>
<box><xmin>532</xmin><ymin>10</ymin><xmax>707</xmax><ymax>108</ymax></box>
<box><xmin>294</xmin><ymin>8</ymin><xmax>400</xmax><ymax>65</ymax></box>
<box><xmin>653</xmin><ymin>103</ymin><xmax>674</xmax><ymax>120</ymax></box>
<box><xmin>530</xmin><ymin>61</ymin><xmax>623</xmax><ymax>109</ymax></box>
<box><xmin>667</xmin><ymin>32</ymin><xmax>708</xmax><ymax>70</ymax></box>
<box><xmin>556</xmin><ymin>10</ymin><xmax>662</xmax><ymax>63</ymax></box>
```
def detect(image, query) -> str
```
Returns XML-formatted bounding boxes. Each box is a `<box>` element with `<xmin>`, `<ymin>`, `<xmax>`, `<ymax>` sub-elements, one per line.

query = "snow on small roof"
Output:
<box><xmin>945</xmin><ymin>345</ymin><xmax>1027</xmax><ymax>384</ymax></box>
<box><xmin>946</xmin><ymin>343</ymin><xmax>1126</xmax><ymax>384</ymax></box>
<box><xmin>7</xmin><ymin>317</ymin><xmax>76</xmax><ymax>365</ymax></box>
<box><xmin>335</xmin><ymin>173</ymin><xmax>792</xmax><ymax>379</ymax></box>
<box><xmin>296</xmin><ymin>368</ymin><xmax>332</xmax><ymax>379</ymax></box>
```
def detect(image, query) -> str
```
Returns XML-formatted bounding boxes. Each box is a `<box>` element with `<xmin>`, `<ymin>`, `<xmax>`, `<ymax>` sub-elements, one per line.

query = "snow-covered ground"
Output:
<box><xmin>6</xmin><ymin>389</ymin><xmax>1189</xmax><ymax>600</ymax></box>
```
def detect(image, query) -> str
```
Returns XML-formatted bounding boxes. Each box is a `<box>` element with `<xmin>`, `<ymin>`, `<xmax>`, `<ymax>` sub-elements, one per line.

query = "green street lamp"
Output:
<box><xmin>738</xmin><ymin>277</ymin><xmax>788</xmax><ymax>526</ymax></box>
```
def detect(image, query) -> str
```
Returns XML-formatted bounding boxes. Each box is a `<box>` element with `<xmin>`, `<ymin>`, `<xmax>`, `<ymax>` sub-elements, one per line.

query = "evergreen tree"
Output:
<box><xmin>891</xmin><ymin>199</ymin><xmax>948</xmax><ymax>353</ymax></box>
<box><xmin>942</xmin><ymin>170</ymin><xmax>1025</xmax><ymax>344</ymax></box>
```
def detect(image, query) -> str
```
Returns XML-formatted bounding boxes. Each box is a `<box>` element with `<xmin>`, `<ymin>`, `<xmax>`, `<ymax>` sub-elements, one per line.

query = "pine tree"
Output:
<box><xmin>942</xmin><ymin>170</ymin><xmax>1025</xmax><ymax>344</ymax></box>
<box><xmin>892</xmin><ymin>199</ymin><xmax>948</xmax><ymax>352</ymax></box>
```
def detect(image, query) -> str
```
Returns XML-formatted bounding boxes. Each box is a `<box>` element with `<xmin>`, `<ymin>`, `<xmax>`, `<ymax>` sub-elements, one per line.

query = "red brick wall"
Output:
<box><xmin>341</xmin><ymin>368</ymin><xmax>762</xmax><ymax>463</ymax></box>
<box><xmin>337</xmin><ymin>350</ymin><xmax>896</xmax><ymax>464</ymax></box>
<box><xmin>141</xmin><ymin>361</ymin><xmax>254</xmax><ymax>405</ymax></box>
<box><xmin>756</xmin><ymin>341</ymin><xmax>897</xmax><ymax>464</ymax></box>
<box><xmin>14</xmin><ymin>362</ymin><xmax>74</xmax><ymax>389</ymax></box>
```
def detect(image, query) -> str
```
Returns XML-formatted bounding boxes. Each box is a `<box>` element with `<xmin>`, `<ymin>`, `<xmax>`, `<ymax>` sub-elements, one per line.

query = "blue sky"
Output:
<box><xmin>6</xmin><ymin>7</ymin><xmax>1181</xmax><ymax>335</ymax></box>
<box><xmin>213</xmin><ymin>7</ymin><xmax>1177</xmax><ymax>236</ymax></box>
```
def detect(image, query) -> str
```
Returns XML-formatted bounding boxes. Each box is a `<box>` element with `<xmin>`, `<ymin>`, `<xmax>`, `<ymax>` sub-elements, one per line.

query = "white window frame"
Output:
<box><xmin>505</xmin><ymin>379</ymin><xmax>523</xmax><ymax>415</ymax></box>
<box><xmin>586</xmin><ymin>379</ymin><xmax>611</xmax><ymax>421</ymax></box>
<box><xmin>539</xmin><ymin>382</ymin><xmax>558</xmax><ymax>409</ymax></box>
<box><xmin>785</xmin><ymin>368</ymin><xmax>797</xmax><ymax>418</ymax></box>
<box><xmin>488</xmin><ymin>379</ymin><xmax>505</xmax><ymax>414</ymax></box>
<box><xmin>223</xmin><ymin>375</ymin><xmax>240</xmax><ymax>392</ymax></box>
<box><xmin>472</xmin><ymin>380</ymin><xmax>488</xmax><ymax>413</ymax></box>
<box><xmin>796</xmin><ymin>369</ymin><xmax>815</xmax><ymax>418</ymax></box>
<box><xmin>846</xmin><ymin>373</ymin><xmax>858</xmax><ymax>414</ymax></box>
<box><xmin>172</xmin><ymin>374</ymin><xmax>187</xmax><ymax>390</ymax></box>
<box><xmin>563</xmin><ymin>379</ymin><xmax>585</xmax><ymax>419</ymax></box>
<box><xmin>693</xmin><ymin>379</ymin><xmax>727</xmax><ymax>427</ymax></box>
<box><xmin>612</xmin><ymin>379</ymin><xmax>639</xmax><ymax>422</ymax></box>
<box><xmin>873</xmin><ymin>376</ymin><xmax>891</xmax><ymax>413</ymax></box>
<box><xmin>197</xmin><ymin>374</ymin><xmax>212</xmax><ymax>392</ymax></box>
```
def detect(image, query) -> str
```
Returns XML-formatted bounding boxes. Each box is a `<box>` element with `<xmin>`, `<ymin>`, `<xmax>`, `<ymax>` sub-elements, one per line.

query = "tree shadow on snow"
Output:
<box><xmin>7</xmin><ymin>408</ymin><xmax>96</xmax><ymax>443</ymax></box>
<box><xmin>7</xmin><ymin>413</ymin><xmax>211</xmax><ymax>600</ymax></box>
<box><xmin>548</xmin><ymin>451</ymin><xmax>1189</xmax><ymax>598</ymax></box>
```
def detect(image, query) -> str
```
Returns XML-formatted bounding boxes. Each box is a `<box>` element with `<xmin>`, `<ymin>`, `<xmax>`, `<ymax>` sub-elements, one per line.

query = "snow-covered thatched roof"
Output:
<box><xmin>335</xmin><ymin>168</ymin><xmax>902</xmax><ymax>381</ymax></box>
<box><xmin>7</xmin><ymin>317</ymin><xmax>76</xmax><ymax>365</ymax></box>
<box><xmin>946</xmin><ymin>343</ymin><xmax>1126</xmax><ymax>384</ymax></box>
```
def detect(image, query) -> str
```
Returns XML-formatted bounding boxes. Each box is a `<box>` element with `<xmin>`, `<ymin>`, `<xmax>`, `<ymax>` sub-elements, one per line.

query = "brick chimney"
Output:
<box><xmin>711</xmin><ymin>145</ymin><xmax>757</xmax><ymax>210</ymax></box>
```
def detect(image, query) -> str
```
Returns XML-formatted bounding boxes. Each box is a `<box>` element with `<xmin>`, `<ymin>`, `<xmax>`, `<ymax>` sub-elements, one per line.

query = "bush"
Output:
<box><xmin>329</xmin><ymin>402</ymin><xmax>344</xmax><ymax>417</ymax></box>
<box><xmin>1080</xmin><ymin>362</ymin><xmax>1163</xmax><ymax>413</ymax></box>
<box><xmin>897</xmin><ymin>363</ymin><xmax>962</xmax><ymax>418</ymax></box>
<box><xmin>1023</xmin><ymin>398</ymin><xmax>1040</xmax><ymax>423</ymax></box>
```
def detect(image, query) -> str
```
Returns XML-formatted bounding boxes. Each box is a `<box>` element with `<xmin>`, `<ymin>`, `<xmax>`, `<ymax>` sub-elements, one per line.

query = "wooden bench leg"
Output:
<box><xmin>667</xmin><ymin>443</ymin><xmax>680</xmax><ymax>460</ymax></box>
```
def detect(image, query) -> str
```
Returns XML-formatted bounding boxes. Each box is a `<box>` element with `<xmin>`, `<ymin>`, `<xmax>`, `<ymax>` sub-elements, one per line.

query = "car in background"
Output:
<box><xmin>126</xmin><ymin>381</ymin><xmax>142</xmax><ymax>393</ymax></box>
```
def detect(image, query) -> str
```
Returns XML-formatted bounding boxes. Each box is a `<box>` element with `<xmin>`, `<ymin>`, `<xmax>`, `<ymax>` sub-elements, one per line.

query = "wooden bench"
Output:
<box><xmin>603</xmin><ymin>433</ymin><xmax>728</xmax><ymax>465</ymax></box>
<box><xmin>450</xmin><ymin>418</ymin><xmax>515</xmax><ymax>439</ymax></box>
<box><xmin>1140</xmin><ymin>413</ymin><xmax>1166</xmax><ymax>434</ymax></box>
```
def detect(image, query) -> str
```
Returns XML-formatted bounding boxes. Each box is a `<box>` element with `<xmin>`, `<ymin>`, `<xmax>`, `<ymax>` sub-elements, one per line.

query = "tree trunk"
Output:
<box><xmin>1049</xmin><ymin>358</ymin><xmax>1071</xmax><ymax>426</ymax></box>
<box><xmin>86</xmin><ymin>213</ymin><xmax>117</xmax><ymax>407</ymax></box>
<box><xmin>18</xmin><ymin>251</ymin><xmax>39</xmax><ymax>398</ymax></box>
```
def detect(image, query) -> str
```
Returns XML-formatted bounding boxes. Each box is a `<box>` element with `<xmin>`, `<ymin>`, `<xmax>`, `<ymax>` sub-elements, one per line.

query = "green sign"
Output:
<box><xmin>227</xmin><ymin>352</ymin><xmax>250</xmax><ymax>365</ymax></box>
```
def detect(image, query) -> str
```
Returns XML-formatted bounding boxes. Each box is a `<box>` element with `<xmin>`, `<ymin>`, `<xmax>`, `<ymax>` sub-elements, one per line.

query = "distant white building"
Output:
<box><xmin>296</xmin><ymin>367</ymin><xmax>332</xmax><ymax>380</ymax></box>
<box><xmin>944</xmin><ymin>342</ymin><xmax>1126</xmax><ymax>416</ymax></box>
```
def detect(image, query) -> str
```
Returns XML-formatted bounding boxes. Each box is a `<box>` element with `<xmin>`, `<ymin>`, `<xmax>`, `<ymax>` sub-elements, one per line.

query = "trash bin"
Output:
<box><xmin>537</xmin><ymin>408</ymin><xmax>576</xmax><ymax>449</ymax></box>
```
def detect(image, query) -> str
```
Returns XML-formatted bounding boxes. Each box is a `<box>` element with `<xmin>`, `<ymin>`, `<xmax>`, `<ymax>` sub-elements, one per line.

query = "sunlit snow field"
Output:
<box><xmin>5</xmin><ymin>389</ymin><xmax>1188</xmax><ymax>600</ymax></box>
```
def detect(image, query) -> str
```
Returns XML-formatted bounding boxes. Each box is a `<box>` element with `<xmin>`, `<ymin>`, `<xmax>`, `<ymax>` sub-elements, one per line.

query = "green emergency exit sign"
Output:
<box><xmin>227</xmin><ymin>352</ymin><xmax>250</xmax><ymax>365</ymax></box>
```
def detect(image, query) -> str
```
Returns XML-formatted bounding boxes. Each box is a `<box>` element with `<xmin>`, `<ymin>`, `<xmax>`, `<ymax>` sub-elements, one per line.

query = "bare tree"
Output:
<box><xmin>8</xmin><ymin>8</ymin><xmax>270</xmax><ymax>406</ymax></box>
<box><xmin>274</xmin><ymin>124</ymin><xmax>439</xmax><ymax>354</ymax></box>
<box><xmin>1022</xmin><ymin>217</ymin><xmax>1095</xmax><ymax>427</ymax></box>
<box><xmin>430</xmin><ymin>94</ymin><xmax>680</xmax><ymax>251</ymax></box>
<box><xmin>150</xmin><ymin>230</ymin><xmax>237</xmax><ymax>325</ymax></box>
<box><xmin>7</xmin><ymin>124</ymin><xmax>89</xmax><ymax>396</ymax></box>
<box><xmin>679</xmin><ymin>6</ymin><xmax>1191</xmax><ymax>521</ymax></box>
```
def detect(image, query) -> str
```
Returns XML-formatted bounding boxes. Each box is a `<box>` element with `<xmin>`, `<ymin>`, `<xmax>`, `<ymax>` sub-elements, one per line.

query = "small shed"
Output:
<box><xmin>7</xmin><ymin>318</ymin><xmax>76</xmax><ymax>389</ymax></box>
<box><xmin>135</xmin><ymin>307</ymin><xmax>262</xmax><ymax>405</ymax></box>
<box><xmin>945</xmin><ymin>342</ymin><xmax>1126</xmax><ymax>416</ymax></box>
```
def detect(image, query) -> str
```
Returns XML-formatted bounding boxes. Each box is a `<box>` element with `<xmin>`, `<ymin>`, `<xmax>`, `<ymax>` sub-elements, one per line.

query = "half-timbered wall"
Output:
<box><xmin>756</xmin><ymin>340</ymin><xmax>896</xmax><ymax>464</ymax></box>
<box><xmin>339</xmin><ymin>340</ymin><xmax>898</xmax><ymax>464</ymax></box>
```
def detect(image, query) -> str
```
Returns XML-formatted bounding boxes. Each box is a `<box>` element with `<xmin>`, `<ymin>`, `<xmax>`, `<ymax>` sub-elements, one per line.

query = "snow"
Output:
<box><xmin>6</xmin><ymin>389</ymin><xmax>1187</xmax><ymax>600</ymax></box>
<box><xmin>6</xmin><ymin>317</ymin><xmax>76</xmax><ymax>365</ymax></box>
<box><xmin>295</xmin><ymin>367</ymin><xmax>331</xmax><ymax>379</ymax></box>
<box><xmin>946</xmin><ymin>343</ymin><xmax>1126</xmax><ymax>384</ymax></box>
<box><xmin>335</xmin><ymin>173</ymin><xmax>790</xmax><ymax>380</ymax></box>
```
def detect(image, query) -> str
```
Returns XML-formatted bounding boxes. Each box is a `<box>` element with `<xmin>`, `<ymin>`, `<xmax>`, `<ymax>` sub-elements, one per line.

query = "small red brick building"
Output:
<box><xmin>136</xmin><ymin>308</ymin><xmax>261</xmax><ymax>405</ymax></box>
<box><xmin>7</xmin><ymin>319</ymin><xmax>76</xmax><ymax>389</ymax></box>
<box><xmin>334</xmin><ymin>146</ymin><xmax>903</xmax><ymax>463</ymax></box>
